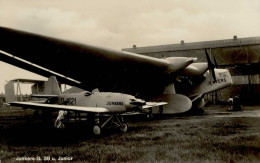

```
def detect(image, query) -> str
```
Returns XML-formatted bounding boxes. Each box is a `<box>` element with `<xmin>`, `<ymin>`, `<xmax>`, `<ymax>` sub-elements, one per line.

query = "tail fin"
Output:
<box><xmin>44</xmin><ymin>76</ymin><xmax>61</xmax><ymax>95</ymax></box>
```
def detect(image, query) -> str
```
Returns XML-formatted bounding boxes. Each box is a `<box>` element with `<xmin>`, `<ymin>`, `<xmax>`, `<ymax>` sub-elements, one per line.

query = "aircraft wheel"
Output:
<box><xmin>93</xmin><ymin>125</ymin><xmax>101</xmax><ymax>135</ymax></box>
<box><xmin>146</xmin><ymin>113</ymin><xmax>153</xmax><ymax>119</ymax></box>
<box><xmin>120</xmin><ymin>123</ymin><xmax>128</xmax><ymax>133</ymax></box>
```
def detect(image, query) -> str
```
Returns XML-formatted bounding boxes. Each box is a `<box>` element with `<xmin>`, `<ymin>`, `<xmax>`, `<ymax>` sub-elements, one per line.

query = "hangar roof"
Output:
<box><xmin>122</xmin><ymin>36</ymin><xmax>260</xmax><ymax>54</ymax></box>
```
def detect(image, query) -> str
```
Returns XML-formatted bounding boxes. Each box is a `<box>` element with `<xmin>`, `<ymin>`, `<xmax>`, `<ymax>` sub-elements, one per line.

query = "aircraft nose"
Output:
<box><xmin>226</xmin><ymin>69</ymin><xmax>233</xmax><ymax>85</ymax></box>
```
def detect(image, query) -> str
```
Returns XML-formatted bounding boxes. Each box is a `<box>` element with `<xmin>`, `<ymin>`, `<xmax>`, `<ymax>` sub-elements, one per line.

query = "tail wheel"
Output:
<box><xmin>120</xmin><ymin>123</ymin><xmax>128</xmax><ymax>133</ymax></box>
<box><xmin>93</xmin><ymin>125</ymin><xmax>101</xmax><ymax>135</ymax></box>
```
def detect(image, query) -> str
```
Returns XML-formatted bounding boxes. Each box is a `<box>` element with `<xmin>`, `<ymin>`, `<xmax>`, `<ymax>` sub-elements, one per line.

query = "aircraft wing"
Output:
<box><xmin>0</xmin><ymin>27</ymin><xmax>195</xmax><ymax>98</ymax></box>
<box><xmin>10</xmin><ymin>102</ymin><xmax>110</xmax><ymax>113</ymax></box>
<box><xmin>31</xmin><ymin>94</ymin><xmax>59</xmax><ymax>98</ymax></box>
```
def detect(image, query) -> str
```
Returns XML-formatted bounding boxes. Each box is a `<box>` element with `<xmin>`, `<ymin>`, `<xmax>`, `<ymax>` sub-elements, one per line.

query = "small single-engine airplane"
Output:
<box><xmin>10</xmin><ymin>76</ymin><xmax>167</xmax><ymax>135</ymax></box>
<box><xmin>0</xmin><ymin>27</ymin><xmax>232</xmax><ymax>115</ymax></box>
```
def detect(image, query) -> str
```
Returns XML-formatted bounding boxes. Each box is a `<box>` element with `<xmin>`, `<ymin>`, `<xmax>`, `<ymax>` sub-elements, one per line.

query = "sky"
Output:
<box><xmin>0</xmin><ymin>0</ymin><xmax>260</xmax><ymax>94</ymax></box>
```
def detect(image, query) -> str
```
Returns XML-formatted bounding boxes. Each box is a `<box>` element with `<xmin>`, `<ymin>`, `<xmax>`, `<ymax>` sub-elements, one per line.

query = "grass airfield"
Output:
<box><xmin>0</xmin><ymin>106</ymin><xmax>260</xmax><ymax>162</ymax></box>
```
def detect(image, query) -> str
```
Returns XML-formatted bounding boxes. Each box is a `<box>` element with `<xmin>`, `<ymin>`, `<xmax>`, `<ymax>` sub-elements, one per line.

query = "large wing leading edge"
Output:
<box><xmin>0</xmin><ymin>27</ymin><xmax>195</xmax><ymax>97</ymax></box>
<box><xmin>0</xmin><ymin>27</ymin><xmax>170</xmax><ymax>76</ymax></box>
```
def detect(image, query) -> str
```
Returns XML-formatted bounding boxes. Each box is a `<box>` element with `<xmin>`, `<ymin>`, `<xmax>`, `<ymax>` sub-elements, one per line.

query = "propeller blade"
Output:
<box><xmin>213</xmin><ymin>56</ymin><xmax>219</xmax><ymax>68</ymax></box>
<box><xmin>205</xmin><ymin>49</ymin><xmax>214</xmax><ymax>69</ymax></box>
<box><xmin>205</xmin><ymin>49</ymin><xmax>217</xmax><ymax>82</ymax></box>
<box><xmin>211</xmin><ymin>68</ymin><xmax>217</xmax><ymax>81</ymax></box>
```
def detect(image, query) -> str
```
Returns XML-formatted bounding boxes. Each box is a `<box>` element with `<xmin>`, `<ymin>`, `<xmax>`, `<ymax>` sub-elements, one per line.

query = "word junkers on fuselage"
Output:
<box><xmin>10</xmin><ymin>76</ymin><xmax>167</xmax><ymax>135</ymax></box>
<box><xmin>0</xmin><ymin>27</ymin><xmax>233</xmax><ymax>128</ymax></box>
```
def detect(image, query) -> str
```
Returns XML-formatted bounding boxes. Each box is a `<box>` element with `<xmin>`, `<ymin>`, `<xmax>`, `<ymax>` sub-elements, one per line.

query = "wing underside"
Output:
<box><xmin>0</xmin><ymin>27</ymin><xmax>194</xmax><ymax>98</ymax></box>
<box><xmin>10</xmin><ymin>102</ymin><xmax>110</xmax><ymax>113</ymax></box>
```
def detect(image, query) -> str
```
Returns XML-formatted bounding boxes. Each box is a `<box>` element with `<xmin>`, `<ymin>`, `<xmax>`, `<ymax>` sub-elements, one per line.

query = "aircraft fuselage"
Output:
<box><xmin>57</xmin><ymin>91</ymin><xmax>144</xmax><ymax>112</ymax></box>
<box><xmin>189</xmin><ymin>68</ymin><xmax>232</xmax><ymax>97</ymax></box>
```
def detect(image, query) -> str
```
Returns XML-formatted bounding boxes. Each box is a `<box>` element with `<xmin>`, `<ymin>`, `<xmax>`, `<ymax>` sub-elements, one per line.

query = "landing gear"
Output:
<box><xmin>93</xmin><ymin>125</ymin><xmax>101</xmax><ymax>135</ymax></box>
<box><xmin>159</xmin><ymin>105</ymin><xmax>163</xmax><ymax>115</ymax></box>
<box><xmin>120</xmin><ymin>122</ymin><xmax>128</xmax><ymax>133</ymax></box>
<box><xmin>92</xmin><ymin>114</ymin><xmax>128</xmax><ymax>135</ymax></box>
<box><xmin>54</xmin><ymin>110</ymin><xmax>68</xmax><ymax>129</ymax></box>
<box><xmin>147</xmin><ymin>108</ymin><xmax>153</xmax><ymax>119</ymax></box>
<box><xmin>158</xmin><ymin>105</ymin><xmax>164</xmax><ymax>119</ymax></box>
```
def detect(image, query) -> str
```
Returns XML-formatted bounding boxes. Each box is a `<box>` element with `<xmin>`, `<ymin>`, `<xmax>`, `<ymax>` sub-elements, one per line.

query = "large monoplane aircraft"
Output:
<box><xmin>0</xmin><ymin>27</ymin><xmax>232</xmax><ymax>114</ymax></box>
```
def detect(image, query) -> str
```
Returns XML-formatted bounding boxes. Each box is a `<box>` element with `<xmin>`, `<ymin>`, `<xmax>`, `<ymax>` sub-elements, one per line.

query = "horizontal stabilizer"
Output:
<box><xmin>10</xmin><ymin>102</ymin><xmax>110</xmax><ymax>113</ymax></box>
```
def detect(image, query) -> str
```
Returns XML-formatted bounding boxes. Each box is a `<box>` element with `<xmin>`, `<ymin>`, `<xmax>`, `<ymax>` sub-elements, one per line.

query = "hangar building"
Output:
<box><xmin>122</xmin><ymin>36</ymin><xmax>260</xmax><ymax>105</ymax></box>
<box><xmin>0</xmin><ymin>93</ymin><xmax>5</xmax><ymax>106</ymax></box>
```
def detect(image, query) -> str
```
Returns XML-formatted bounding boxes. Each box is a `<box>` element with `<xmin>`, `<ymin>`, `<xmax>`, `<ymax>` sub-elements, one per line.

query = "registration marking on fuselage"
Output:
<box><xmin>61</xmin><ymin>98</ymin><xmax>76</xmax><ymax>105</ymax></box>
<box><xmin>107</xmin><ymin>102</ymin><xmax>124</xmax><ymax>106</ymax></box>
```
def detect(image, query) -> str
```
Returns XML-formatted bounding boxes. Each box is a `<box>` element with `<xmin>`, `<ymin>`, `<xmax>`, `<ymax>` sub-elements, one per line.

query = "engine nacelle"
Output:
<box><xmin>182</xmin><ymin>62</ymin><xmax>208</xmax><ymax>77</ymax></box>
<box><xmin>165</xmin><ymin>57</ymin><xmax>197</xmax><ymax>72</ymax></box>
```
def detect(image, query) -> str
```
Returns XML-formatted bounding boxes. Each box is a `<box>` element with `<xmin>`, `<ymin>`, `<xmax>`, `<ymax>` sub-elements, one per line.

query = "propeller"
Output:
<box><xmin>213</xmin><ymin>56</ymin><xmax>219</xmax><ymax>68</ymax></box>
<box><xmin>205</xmin><ymin>49</ymin><xmax>217</xmax><ymax>82</ymax></box>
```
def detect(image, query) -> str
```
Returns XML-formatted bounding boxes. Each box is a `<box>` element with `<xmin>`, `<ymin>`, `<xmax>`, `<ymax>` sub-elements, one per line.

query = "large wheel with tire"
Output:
<box><xmin>120</xmin><ymin>123</ymin><xmax>128</xmax><ymax>133</ymax></box>
<box><xmin>93</xmin><ymin>125</ymin><xmax>101</xmax><ymax>135</ymax></box>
